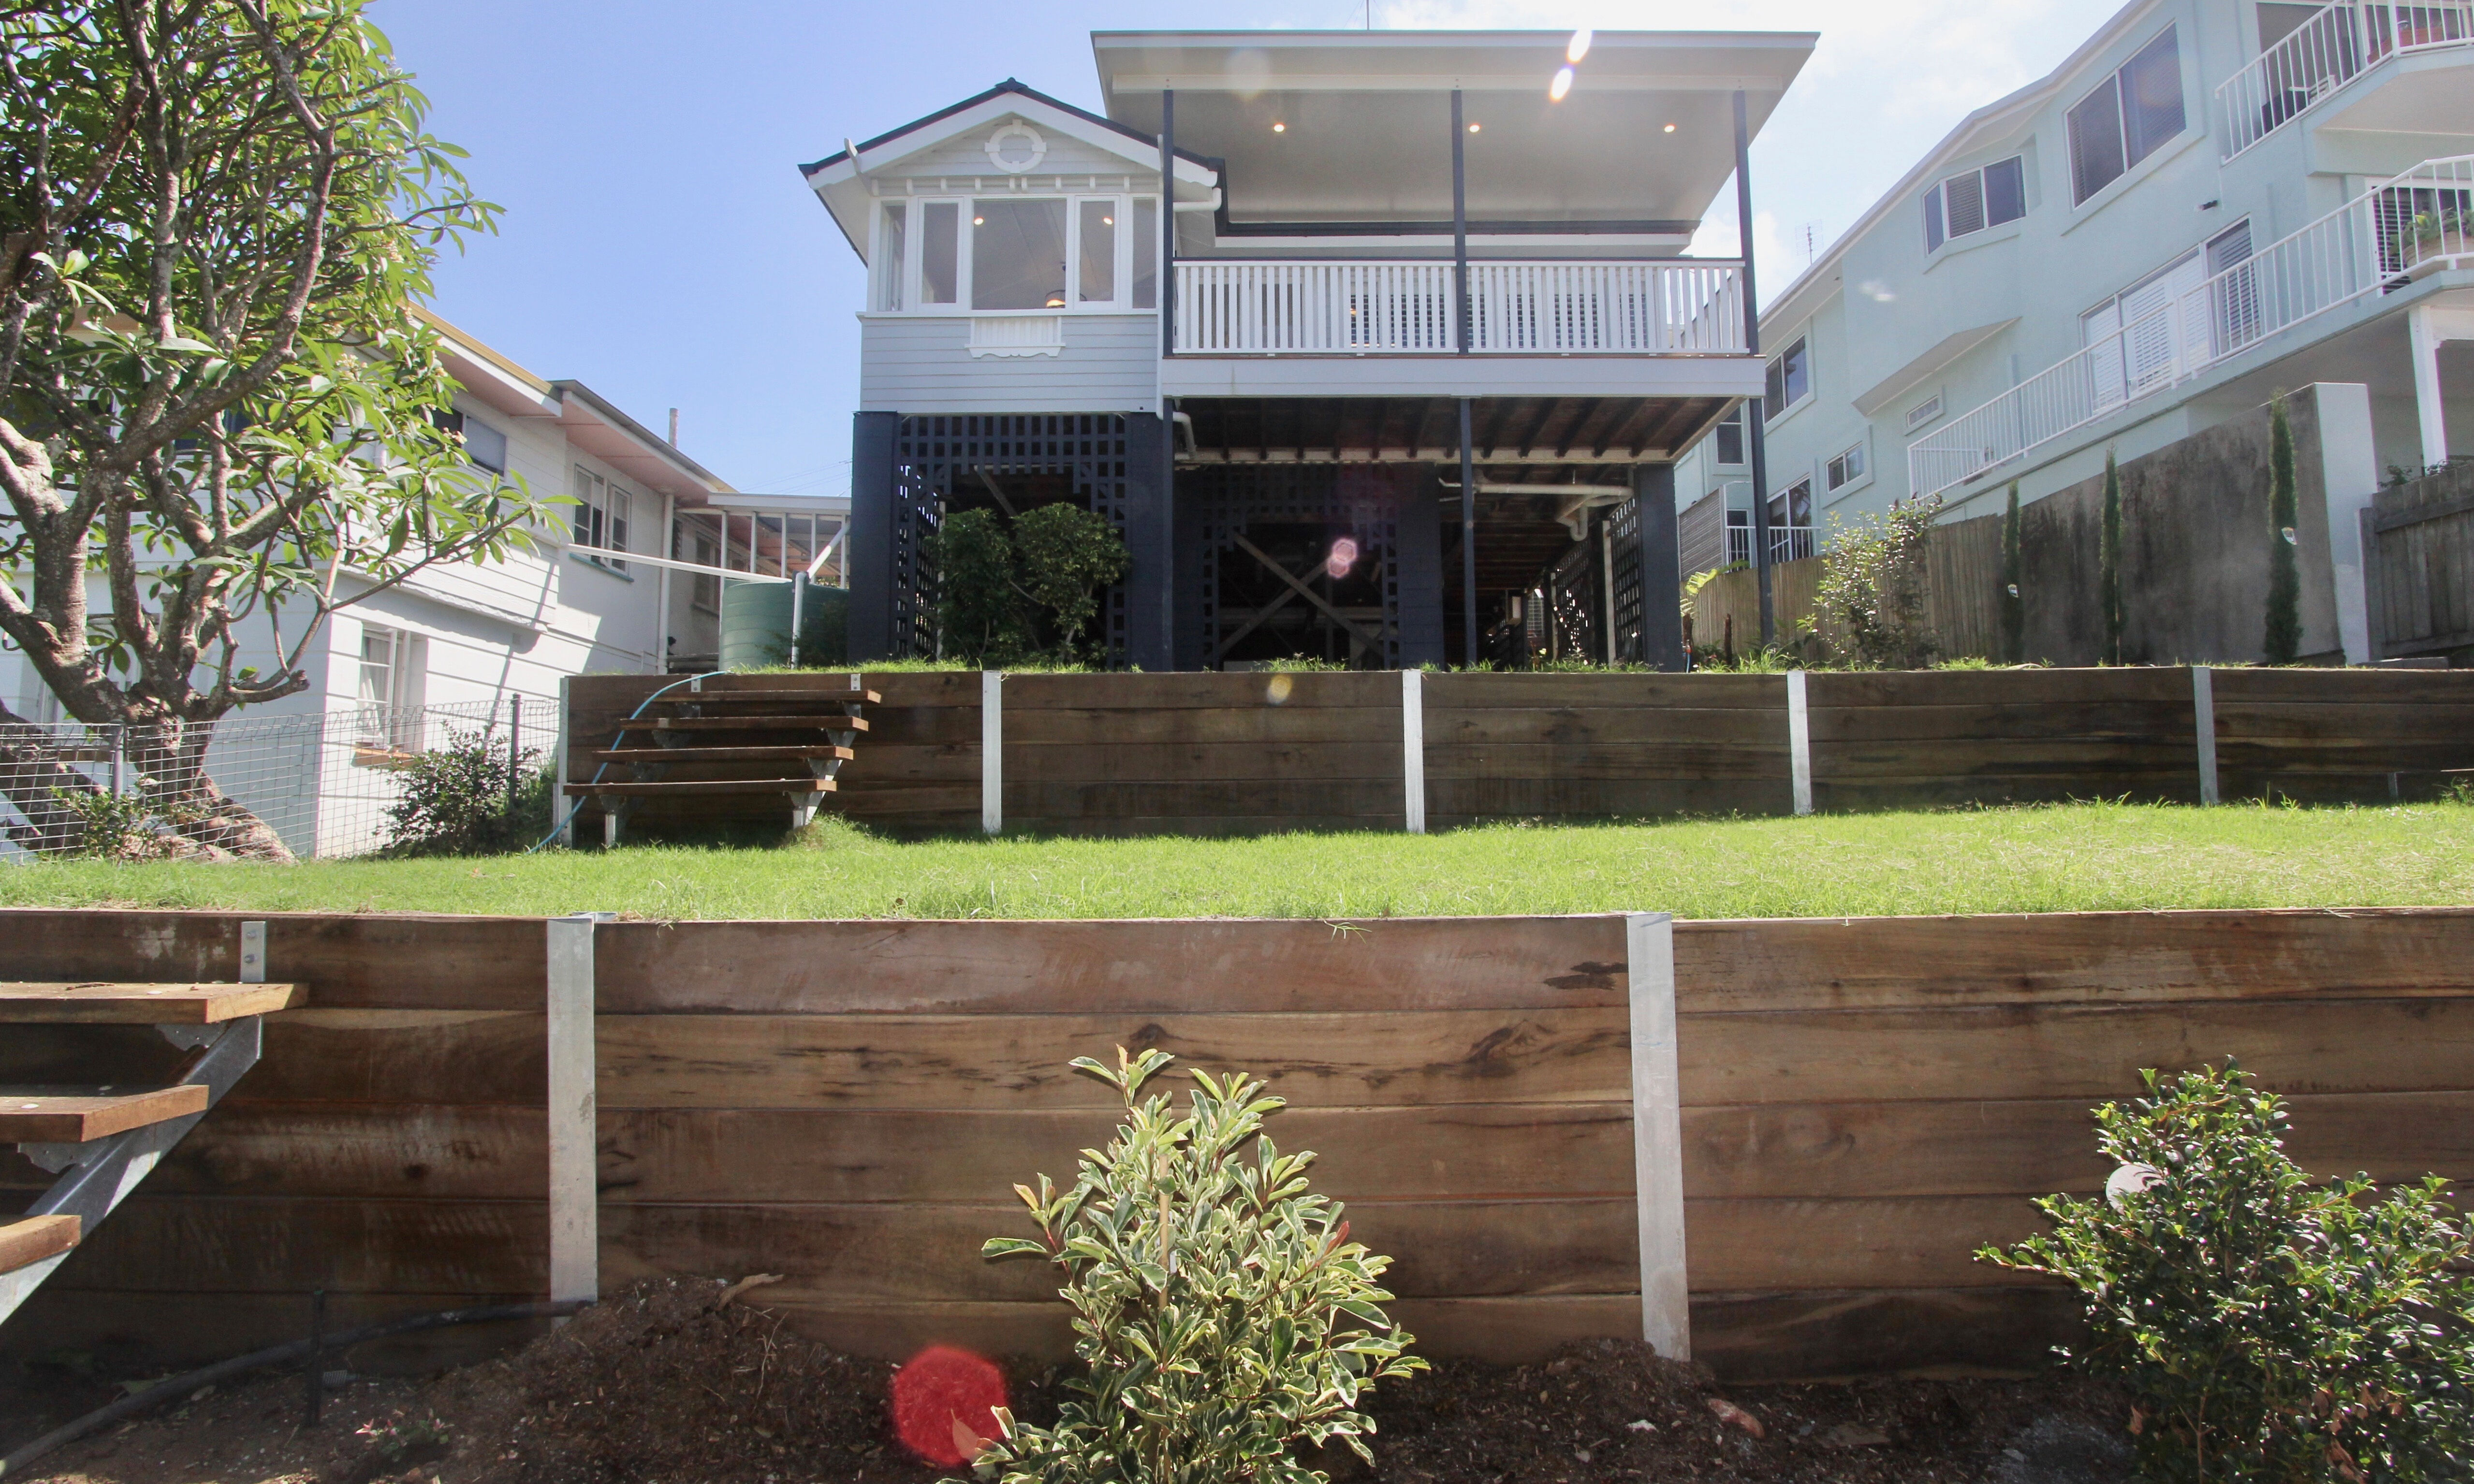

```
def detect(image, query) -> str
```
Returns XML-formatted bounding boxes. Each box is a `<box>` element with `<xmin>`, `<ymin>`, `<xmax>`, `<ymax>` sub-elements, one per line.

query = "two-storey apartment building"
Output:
<box><xmin>1674</xmin><ymin>0</ymin><xmax>2471</xmax><ymax>663</ymax></box>
<box><xmin>808</xmin><ymin>29</ymin><xmax>1814</xmax><ymax>670</ymax></box>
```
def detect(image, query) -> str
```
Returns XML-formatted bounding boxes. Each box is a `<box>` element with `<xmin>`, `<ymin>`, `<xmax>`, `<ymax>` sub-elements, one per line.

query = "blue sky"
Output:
<box><xmin>380</xmin><ymin>0</ymin><xmax>2100</xmax><ymax>500</ymax></box>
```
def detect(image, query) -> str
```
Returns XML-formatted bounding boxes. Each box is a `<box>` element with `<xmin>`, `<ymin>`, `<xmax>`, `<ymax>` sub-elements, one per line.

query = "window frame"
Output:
<box><xmin>354</xmin><ymin>622</ymin><xmax>426</xmax><ymax>751</ymax></box>
<box><xmin>2066</xmin><ymin>25</ymin><xmax>2187</xmax><ymax>208</ymax></box>
<box><xmin>569</xmin><ymin>465</ymin><xmax>632</xmax><ymax>573</ymax></box>
<box><xmin>1825</xmin><ymin>438</ymin><xmax>1870</xmax><ymax>495</ymax></box>
<box><xmin>874</xmin><ymin>192</ymin><xmax>1159</xmax><ymax>316</ymax></box>
<box><xmin>1764</xmin><ymin>337</ymin><xmax>1813</xmax><ymax>422</ymax></box>
<box><xmin>1925</xmin><ymin>155</ymin><xmax>2030</xmax><ymax>252</ymax></box>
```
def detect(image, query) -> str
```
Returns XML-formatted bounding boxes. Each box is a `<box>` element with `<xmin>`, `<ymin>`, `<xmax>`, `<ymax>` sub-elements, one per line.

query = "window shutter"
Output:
<box><xmin>1944</xmin><ymin>172</ymin><xmax>1987</xmax><ymax>237</ymax></box>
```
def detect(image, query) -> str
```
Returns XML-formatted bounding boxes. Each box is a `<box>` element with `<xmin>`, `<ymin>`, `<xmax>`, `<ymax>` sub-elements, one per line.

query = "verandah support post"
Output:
<box><xmin>1451</xmin><ymin>88</ymin><xmax>1470</xmax><ymax>356</ymax></box>
<box><xmin>1632</xmin><ymin>463</ymin><xmax>1685</xmax><ymax>671</ymax></box>
<box><xmin>848</xmin><ymin>410</ymin><xmax>900</xmax><ymax>662</ymax></box>
<box><xmin>1458</xmin><ymin>398</ymin><xmax>1479</xmax><ymax>665</ymax></box>
<box><xmin>1160</xmin><ymin>90</ymin><xmax>1176</xmax><ymax>361</ymax></box>
<box><xmin>1625</xmin><ymin>911</ymin><xmax>1689</xmax><ymax>1359</ymax></box>
<box><xmin>1733</xmin><ymin>89</ymin><xmax>1776</xmax><ymax>649</ymax></box>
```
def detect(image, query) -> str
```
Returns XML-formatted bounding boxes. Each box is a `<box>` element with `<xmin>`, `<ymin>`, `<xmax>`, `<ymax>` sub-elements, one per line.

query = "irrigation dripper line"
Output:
<box><xmin>523</xmin><ymin>669</ymin><xmax>728</xmax><ymax>854</ymax></box>
<box><xmin>0</xmin><ymin>1299</ymin><xmax>595</xmax><ymax>1479</ymax></box>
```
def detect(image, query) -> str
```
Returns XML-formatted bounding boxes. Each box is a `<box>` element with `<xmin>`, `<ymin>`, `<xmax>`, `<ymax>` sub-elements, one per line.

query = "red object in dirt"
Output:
<box><xmin>893</xmin><ymin>1345</ymin><xmax>1009</xmax><ymax>1467</ymax></box>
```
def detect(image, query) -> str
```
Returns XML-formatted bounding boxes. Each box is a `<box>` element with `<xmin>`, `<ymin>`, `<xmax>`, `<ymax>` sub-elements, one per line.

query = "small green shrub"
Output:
<box><xmin>380</xmin><ymin>727</ymin><xmax>553</xmax><ymax>856</ymax></box>
<box><xmin>1980</xmin><ymin>1063</ymin><xmax>2474</xmax><ymax>1483</ymax></box>
<box><xmin>2265</xmin><ymin>395</ymin><xmax>2302</xmax><ymax>666</ymax></box>
<box><xmin>2000</xmin><ymin>482</ymin><xmax>2026</xmax><ymax>664</ymax></box>
<box><xmin>2100</xmin><ymin>449</ymin><xmax>2126</xmax><ymax>665</ymax></box>
<box><xmin>1815</xmin><ymin>495</ymin><xmax>1942</xmax><ymax>669</ymax></box>
<box><xmin>927</xmin><ymin>503</ymin><xmax>1131</xmax><ymax>666</ymax></box>
<box><xmin>970</xmin><ymin>1048</ymin><xmax>1426</xmax><ymax>1484</ymax></box>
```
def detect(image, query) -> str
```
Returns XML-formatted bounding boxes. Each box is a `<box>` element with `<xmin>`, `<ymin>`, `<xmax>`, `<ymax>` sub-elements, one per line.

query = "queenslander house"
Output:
<box><xmin>1672</xmin><ymin>0</ymin><xmax>2471</xmax><ymax>663</ymax></box>
<box><xmin>806</xmin><ymin>29</ymin><xmax>1815</xmax><ymax>669</ymax></box>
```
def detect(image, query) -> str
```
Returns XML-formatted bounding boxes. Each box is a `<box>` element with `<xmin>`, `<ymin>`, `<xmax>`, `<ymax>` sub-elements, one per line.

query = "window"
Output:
<box><xmin>879</xmin><ymin>203</ymin><xmax>907</xmax><ymax>310</ymax></box>
<box><xmin>1764</xmin><ymin>337</ymin><xmax>1811</xmax><ymax>421</ymax></box>
<box><xmin>1132</xmin><ymin>197</ymin><xmax>1158</xmax><ymax>309</ymax></box>
<box><xmin>355</xmin><ymin>623</ymin><xmax>425</xmax><ymax>751</ymax></box>
<box><xmin>921</xmin><ymin>201</ymin><xmax>960</xmax><ymax>305</ymax></box>
<box><xmin>2068</xmin><ymin>27</ymin><xmax>2185</xmax><ymax>205</ymax></box>
<box><xmin>971</xmin><ymin>198</ymin><xmax>1068</xmax><ymax>310</ymax></box>
<box><xmin>1826</xmin><ymin>441</ymin><xmax>1867</xmax><ymax>492</ymax></box>
<box><xmin>1713</xmin><ymin>406</ymin><xmax>1746</xmax><ymax>466</ymax></box>
<box><xmin>571</xmin><ymin>466</ymin><xmax>630</xmax><ymax>570</ymax></box>
<box><xmin>2207</xmin><ymin>218</ymin><xmax>2261</xmax><ymax>352</ymax></box>
<box><xmin>1905</xmin><ymin>392</ymin><xmax>1945</xmax><ymax>432</ymax></box>
<box><xmin>1077</xmin><ymin>201</ymin><xmax>1116</xmax><ymax>304</ymax></box>
<box><xmin>1926</xmin><ymin>156</ymin><xmax>2028</xmax><ymax>251</ymax></box>
<box><xmin>1770</xmin><ymin>479</ymin><xmax>1816</xmax><ymax>560</ymax></box>
<box><xmin>427</xmin><ymin>408</ymin><xmax>506</xmax><ymax>474</ymax></box>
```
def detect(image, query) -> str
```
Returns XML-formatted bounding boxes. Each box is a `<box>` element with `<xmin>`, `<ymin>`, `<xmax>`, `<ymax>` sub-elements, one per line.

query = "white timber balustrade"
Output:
<box><xmin>1912</xmin><ymin>154</ymin><xmax>2474</xmax><ymax>500</ymax></box>
<box><xmin>1172</xmin><ymin>259</ymin><xmax>1747</xmax><ymax>356</ymax></box>
<box><xmin>2219</xmin><ymin>1</ymin><xmax>2474</xmax><ymax>160</ymax></box>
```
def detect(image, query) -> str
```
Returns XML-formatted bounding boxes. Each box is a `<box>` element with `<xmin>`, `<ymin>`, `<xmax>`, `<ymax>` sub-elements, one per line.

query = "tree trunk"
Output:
<box><xmin>0</xmin><ymin>714</ymin><xmax>113</xmax><ymax>854</ymax></box>
<box><xmin>0</xmin><ymin>707</ymin><xmax>296</xmax><ymax>862</ymax></box>
<box><xmin>125</xmin><ymin>716</ymin><xmax>298</xmax><ymax>862</ymax></box>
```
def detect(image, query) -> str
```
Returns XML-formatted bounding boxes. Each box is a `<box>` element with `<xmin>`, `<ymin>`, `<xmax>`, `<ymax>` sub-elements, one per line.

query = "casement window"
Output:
<box><xmin>2067</xmin><ymin>26</ymin><xmax>2186</xmax><ymax>206</ymax></box>
<box><xmin>1713</xmin><ymin>406</ymin><xmax>1746</xmax><ymax>466</ymax></box>
<box><xmin>2079</xmin><ymin>219</ymin><xmax>2257</xmax><ymax>404</ymax></box>
<box><xmin>876</xmin><ymin>195</ymin><xmax>1160</xmax><ymax>313</ymax></box>
<box><xmin>571</xmin><ymin>466</ymin><xmax>630</xmax><ymax>570</ymax></box>
<box><xmin>1905</xmin><ymin>392</ymin><xmax>1945</xmax><ymax>432</ymax></box>
<box><xmin>1925</xmin><ymin>157</ymin><xmax>2027</xmax><ymax>251</ymax></box>
<box><xmin>1764</xmin><ymin>337</ymin><xmax>1811</xmax><ymax>421</ymax></box>
<box><xmin>354</xmin><ymin>622</ymin><xmax>426</xmax><ymax>750</ymax></box>
<box><xmin>1826</xmin><ymin>440</ymin><xmax>1868</xmax><ymax>493</ymax></box>
<box><xmin>427</xmin><ymin>409</ymin><xmax>507</xmax><ymax>474</ymax></box>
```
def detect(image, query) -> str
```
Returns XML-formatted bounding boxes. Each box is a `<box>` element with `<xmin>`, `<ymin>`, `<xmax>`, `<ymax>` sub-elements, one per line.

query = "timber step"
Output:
<box><xmin>0</xmin><ymin>981</ymin><xmax>307</xmax><ymax>1025</ymax></box>
<box><xmin>638</xmin><ymin>715</ymin><xmax>870</xmax><ymax>733</ymax></box>
<box><xmin>0</xmin><ymin>1085</ymin><xmax>211</xmax><ymax>1141</ymax></box>
<box><xmin>644</xmin><ymin>688</ymin><xmax>881</xmax><ymax>706</ymax></box>
<box><xmin>0</xmin><ymin>1215</ymin><xmax>80</xmax><ymax>1277</ymax></box>
<box><xmin>575</xmin><ymin>779</ymin><xmax>838</xmax><ymax>798</ymax></box>
<box><xmin>588</xmin><ymin>745</ymin><xmax>856</xmax><ymax>765</ymax></box>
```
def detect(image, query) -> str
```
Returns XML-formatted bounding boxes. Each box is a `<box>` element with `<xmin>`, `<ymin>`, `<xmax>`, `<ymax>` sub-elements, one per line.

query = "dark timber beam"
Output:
<box><xmin>847</xmin><ymin>410</ymin><xmax>898</xmax><ymax>662</ymax></box>
<box><xmin>1633</xmin><ymin>462</ymin><xmax>1685</xmax><ymax>672</ymax></box>
<box><xmin>1735</xmin><ymin>89</ymin><xmax>1776</xmax><ymax>647</ymax></box>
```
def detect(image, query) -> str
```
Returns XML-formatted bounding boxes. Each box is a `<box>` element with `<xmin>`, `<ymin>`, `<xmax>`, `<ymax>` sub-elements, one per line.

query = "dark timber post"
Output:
<box><xmin>1155</xmin><ymin>91</ymin><xmax>1180</xmax><ymax>667</ymax></box>
<box><xmin>1452</xmin><ymin>90</ymin><xmax>1477</xmax><ymax>664</ymax></box>
<box><xmin>1733</xmin><ymin>89</ymin><xmax>1775</xmax><ymax>648</ymax></box>
<box><xmin>848</xmin><ymin>409</ymin><xmax>899</xmax><ymax>662</ymax></box>
<box><xmin>1451</xmin><ymin>89</ymin><xmax>1470</xmax><ymax>355</ymax></box>
<box><xmin>1458</xmin><ymin>398</ymin><xmax>1478</xmax><ymax>665</ymax></box>
<box><xmin>1633</xmin><ymin>463</ymin><xmax>1685</xmax><ymax>671</ymax></box>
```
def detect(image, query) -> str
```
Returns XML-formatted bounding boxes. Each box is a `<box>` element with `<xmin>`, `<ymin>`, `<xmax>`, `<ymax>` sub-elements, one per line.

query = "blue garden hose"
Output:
<box><xmin>523</xmin><ymin>670</ymin><xmax>728</xmax><ymax>853</ymax></box>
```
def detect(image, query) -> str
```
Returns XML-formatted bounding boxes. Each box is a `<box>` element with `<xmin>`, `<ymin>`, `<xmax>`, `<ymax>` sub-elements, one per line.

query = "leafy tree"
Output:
<box><xmin>2264</xmin><ymin>395</ymin><xmax>2301</xmax><ymax>665</ymax></box>
<box><xmin>1981</xmin><ymin>1064</ymin><xmax>2474</xmax><ymax>1483</ymax></box>
<box><xmin>2100</xmin><ymin>450</ymin><xmax>2125</xmax><ymax>665</ymax></box>
<box><xmin>926</xmin><ymin>502</ymin><xmax>1129</xmax><ymax>666</ymax></box>
<box><xmin>1815</xmin><ymin>495</ymin><xmax>1941</xmax><ymax>669</ymax></box>
<box><xmin>0</xmin><ymin>2</ymin><xmax>548</xmax><ymax>857</ymax></box>
<box><xmin>973</xmin><ymin>1048</ymin><xmax>1426</xmax><ymax>1484</ymax></box>
<box><xmin>2000</xmin><ymin>482</ymin><xmax>2025</xmax><ymax>663</ymax></box>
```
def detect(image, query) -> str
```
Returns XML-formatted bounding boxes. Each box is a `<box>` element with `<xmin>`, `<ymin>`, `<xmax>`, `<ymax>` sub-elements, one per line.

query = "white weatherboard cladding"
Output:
<box><xmin>861</xmin><ymin>313</ymin><xmax>1157</xmax><ymax>414</ymax></box>
<box><xmin>870</xmin><ymin>120</ymin><xmax>1155</xmax><ymax>189</ymax></box>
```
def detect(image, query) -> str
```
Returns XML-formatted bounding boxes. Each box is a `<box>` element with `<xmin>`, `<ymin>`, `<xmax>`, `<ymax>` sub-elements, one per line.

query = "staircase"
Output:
<box><xmin>1</xmin><ymin>977</ymin><xmax>303</xmax><ymax>1324</ymax></box>
<box><xmin>573</xmin><ymin>677</ymin><xmax>881</xmax><ymax>845</ymax></box>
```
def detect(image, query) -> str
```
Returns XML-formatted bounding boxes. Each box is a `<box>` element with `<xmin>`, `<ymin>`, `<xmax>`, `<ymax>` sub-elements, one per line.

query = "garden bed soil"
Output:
<box><xmin>11</xmin><ymin>1279</ymin><xmax>2133</xmax><ymax>1484</ymax></box>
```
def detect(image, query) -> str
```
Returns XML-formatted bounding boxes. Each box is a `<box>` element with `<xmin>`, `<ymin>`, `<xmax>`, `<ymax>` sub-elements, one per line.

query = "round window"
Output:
<box><xmin>984</xmin><ymin>121</ymin><xmax>1047</xmax><ymax>173</ymax></box>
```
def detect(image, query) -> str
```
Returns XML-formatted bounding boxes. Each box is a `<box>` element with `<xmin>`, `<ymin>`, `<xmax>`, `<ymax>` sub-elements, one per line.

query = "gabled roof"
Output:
<box><xmin>801</xmin><ymin>78</ymin><xmax>1221</xmax><ymax>260</ymax></box>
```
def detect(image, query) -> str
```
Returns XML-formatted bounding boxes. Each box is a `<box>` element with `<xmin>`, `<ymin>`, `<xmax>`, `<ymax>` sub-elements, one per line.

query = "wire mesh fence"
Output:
<box><xmin>0</xmin><ymin>696</ymin><xmax>541</xmax><ymax>862</ymax></box>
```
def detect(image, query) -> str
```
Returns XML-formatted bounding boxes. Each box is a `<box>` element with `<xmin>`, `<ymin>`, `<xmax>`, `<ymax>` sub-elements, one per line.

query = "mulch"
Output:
<box><xmin>9</xmin><ymin>1278</ymin><xmax>2134</xmax><ymax>1484</ymax></box>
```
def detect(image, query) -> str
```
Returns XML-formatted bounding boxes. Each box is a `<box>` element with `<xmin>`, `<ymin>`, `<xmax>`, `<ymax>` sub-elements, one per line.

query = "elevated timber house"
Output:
<box><xmin>805</xmin><ymin>29</ymin><xmax>1815</xmax><ymax>669</ymax></box>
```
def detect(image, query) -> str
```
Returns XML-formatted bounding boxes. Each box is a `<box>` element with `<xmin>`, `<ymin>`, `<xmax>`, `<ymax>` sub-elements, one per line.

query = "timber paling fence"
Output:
<box><xmin>564</xmin><ymin>667</ymin><xmax>2474</xmax><ymax>840</ymax></box>
<box><xmin>0</xmin><ymin>698</ymin><xmax>534</xmax><ymax>862</ymax></box>
<box><xmin>4</xmin><ymin>905</ymin><xmax>2470</xmax><ymax>1384</ymax></box>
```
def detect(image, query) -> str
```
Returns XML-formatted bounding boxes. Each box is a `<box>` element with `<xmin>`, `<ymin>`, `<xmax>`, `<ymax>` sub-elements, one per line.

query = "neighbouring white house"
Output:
<box><xmin>1671</xmin><ymin>0</ymin><xmax>2471</xmax><ymax>661</ymax></box>
<box><xmin>1</xmin><ymin>310</ymin><xmax>847</xmax><ymax>858</ymax></box>
<box><xmin>807</xmin><ymin>29</ymin><xmax>1814</xmax><ymax>670</ymax></box>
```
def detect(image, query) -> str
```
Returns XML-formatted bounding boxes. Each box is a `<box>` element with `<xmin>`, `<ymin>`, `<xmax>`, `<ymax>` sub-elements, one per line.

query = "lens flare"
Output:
<box><xmin>1326</xmin><ymin>536</ymin><xmax>1360</xmax><ymax>578</ymax></box>
<box><xmin>893</xmin><ymin>1345</ymin><xmax>1007</xmax><ymax>1467</ymax></box>
<box><xmin>1566</xmin><ymin>28</ymin><xmax>1593</xmax><ymax>63</ymax></box>
<box><xmin>1549</xmin><ymin>66</ymin><xmax>1575</xmax><ymax>102</ymax></box>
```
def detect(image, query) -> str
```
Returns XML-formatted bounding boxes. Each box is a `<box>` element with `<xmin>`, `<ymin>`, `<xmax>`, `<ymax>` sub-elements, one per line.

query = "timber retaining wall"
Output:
<box><xmin>6</xmin><ymin>905</ymin><xmax>2470</xmax><ymax>1384</ymax></box>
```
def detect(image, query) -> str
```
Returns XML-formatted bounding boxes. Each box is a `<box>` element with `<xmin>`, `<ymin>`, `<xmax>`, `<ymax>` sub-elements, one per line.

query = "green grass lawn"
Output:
<box><xmin>2</xmin><ymin>799</ymin><xmax>2468</xmax><ymax>920</ymax></box>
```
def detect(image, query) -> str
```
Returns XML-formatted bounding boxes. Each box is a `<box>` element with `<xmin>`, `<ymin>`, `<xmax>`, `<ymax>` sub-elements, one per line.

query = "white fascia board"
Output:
<box><xmin>808</xmin><ymin>93</ymin><xmax>1219</xmax><ymax>263</ymax></box>
<box><xmin>437</xmin><ymin>343</ymin><xmax>562</xmax><ymax>423</ymax></box>
<box><xmin>706</xmin><ymin>491</ymin><xmax>851</xmax><ymax>512</ymax></box>
<box><xmin>1161</xmin><ymin>354</ymin><xmax>1764</xmax><ymax>401</ymax></box>
<box><xmin>552</xmin><ymin>390</ymin><xmax>730</xmax><ymax>506</ymax></box>
<box><xmin>1758</xmin><ymin>0</ymin><xmax>2164</xmax><ymax>333</ymax></box>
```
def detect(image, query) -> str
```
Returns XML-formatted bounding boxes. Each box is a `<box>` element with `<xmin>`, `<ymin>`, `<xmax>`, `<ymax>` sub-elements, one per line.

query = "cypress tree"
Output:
<box><xmin>2099</xmin><ymin>451</ymin><xmax>2124</xmax><ymax>666</ymax></box>
<box><xmin>2000</xmin><ymin>483</ymin><xmax>2025</xmax><ymax>663</ymax></box>
<box><xmin>2264</xmin><ymin>394</ymin><xmax>2302</xmax><ymax>665</ymax></box>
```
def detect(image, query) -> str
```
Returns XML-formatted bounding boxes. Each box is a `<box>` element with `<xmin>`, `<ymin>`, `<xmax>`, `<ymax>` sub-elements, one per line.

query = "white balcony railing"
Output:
<box><xmin>1911</xmin><ymin>155</ymin><xmax>2473</xmax><ymax>500</ymax></box>
<box><xmin>2219</xmin><ymin>1</ymin><xmax>2474</xmax><ymax>159</ymax></box>
<box><xmin>1172</xmin><ymin>259</ymin><xmax>1748</xmax><ymax>356</ymax></box>
<box><xmin>1725</xmin><ymin>524</ymin><xmax>1817</xmax><ymax>567</ymax></box>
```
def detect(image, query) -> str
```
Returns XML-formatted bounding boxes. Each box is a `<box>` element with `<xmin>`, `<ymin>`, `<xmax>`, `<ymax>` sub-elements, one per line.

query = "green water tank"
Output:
<box><xmin>718</xmin><ymin>578</ymin><xmax>849</xmax><ymax>669</ymax></box>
